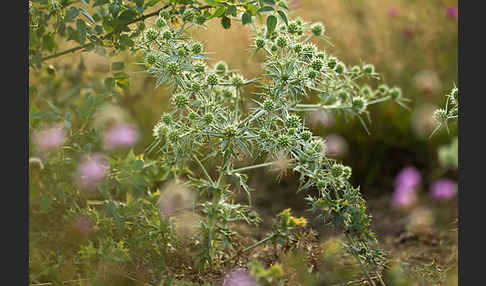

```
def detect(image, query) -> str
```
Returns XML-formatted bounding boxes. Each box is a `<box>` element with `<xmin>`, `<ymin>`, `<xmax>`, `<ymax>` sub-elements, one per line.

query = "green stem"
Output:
<box><xmin>39</xmin><ymin>4</ymin><xmax>215</xmax><ymax>62</ymax></box>
<box><xmin>293</xmin><ymin>104</ymin><xmax>352</xmax><ymax>111</ymax></box>
<box><xmin>345</xmin><ymin>235</ymin><xmax>377</xmax><ymax>286</ymax></box>
<box><xmin>242</xmin><ymin>234</ymin><xmax>275</xmax><ymax>253</ymax></box>
<box><xmin>231</xmin><ymin>161</ymin><xmax>276</xmax><ymax>173</ymax></box>
<box><xmin>367</xmin><ymin>96</ymin><xmax>390</xmax><ymax>105</ymax></box>
<box><xmin>193</xmin><ymin>154</ymin><xmax>214</xmax><ymax>183</ymax></box>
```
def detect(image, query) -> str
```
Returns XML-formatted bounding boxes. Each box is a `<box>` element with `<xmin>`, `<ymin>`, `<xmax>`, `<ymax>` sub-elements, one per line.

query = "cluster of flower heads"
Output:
<box><xmin>392</xmin><ymin>166</ymin><xmax>457</xmax><ymax>209</ymax></box>
<box><xmin>142</xmin><ymin>11</ymin><xmax>400</xmax><ymax>272</ymax></box>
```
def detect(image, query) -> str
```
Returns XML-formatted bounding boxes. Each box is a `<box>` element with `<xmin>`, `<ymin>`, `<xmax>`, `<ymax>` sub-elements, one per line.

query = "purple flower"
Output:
<box><xmin>392</xmin><ymin>167</ymin><xmax>422</xmax><ymax>208</ymax></box>
<box><xmin>103</xmin><ymin>124</ymin><xmax>139</xmax><ymax>150</ymax></box>
<box><xmin>446</xmin><ymin>6</ymin><xmax>458</xmax><ymax>19</ymax></box>
<box><xmin>395</xmin><ymin>167</ymin><xmax>421</xmax><ymax>190</ymax></box>
<box><xmin>429</xmin><ymin>179</ymin><xmax>457</xmax><ymax>201</ymax></box>
<box><xmin>33</xmin><ymin>124</ymin><xmax>66</xmax><ymax>151</ymax></box>
<box><xmin>76</xmin><ymin>153</ymin><xmax>108</xmax><ymax>191</ymax></box>
<box><xmin>392</xmin><ymin>185</ymin><xmax>417</xmax><ymax>208</ymax></box>
<box><xmin>223</xmin><ymin>269</ymin><xmax>258</xmax><ymax>286</ymax></box>
<box><xmin>388</xmin><ymin>8</ymin><xmax>399</xmax><ymax>17</ymax></box>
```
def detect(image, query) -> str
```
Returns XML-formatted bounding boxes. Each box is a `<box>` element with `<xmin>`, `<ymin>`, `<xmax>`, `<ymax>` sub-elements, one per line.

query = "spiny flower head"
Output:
<box><xmin>162</xmin><ymin>29</ymin><xmax>172</xmax><ymax>40</ymax></box>
<box><xmin>389</xmin><ymin>87</ymin><xmax>402</xmax><ymax>100</ymax></box>
<box><xmin>155</xmin><ymin>17</ymin><xmax>167</xmax><ymax>28</ymax></box>
<box><xmin>352</xmin><ymin>97</ymin><xmax>368</xmax><ymax>113</ymax></box>
<box><xmin>191</xmin><ymin>42</ymin><xmax>203</xmax><ymax>54</ymax></box>
<box><xmin>193</xmin><ymin>61</ymin><xmax>206</xmax><ymax>73</ymax></box>
<box><xmin>231</xmin><ymin>74</ymin><xmax>245</xmax><ymax>86</ymax></box>
<box><xmin>311</xmin><ymin>59</ymin><xmax>323</xmax><ymax>71</ymax></box>
<box><xmin>433</xmin><ymin>108</ymin><xmax>448</xmax><ymax>124</ymax></box>
<box><xmin>263</xmin><ymin>99</ymin><xmax>275</xmax><ymax>112</ymax></box>
<box><xmin>255</xmin><ymin>38</ymin><xmax>265</xmax><ymax>49</ymax></box>
<box><xmin>182</xmin><ymin>9</ymin><xmax>195</xmax><ymax>22</ymax></box>
<box><xmin>224</xmin><ymin>124</ymin><xmax>238</xmax><ymax>138</ymax></box>
<box><xmin>277</xmin><ymin>134</ymin><xmax>291</xmax><ymax>148</ymax></box>
<box><xmin>310</xmin><ymin>22</ymin><xmax>325</xmax><ymax>36</ymax></box>
<box><xmin>327</xmin><ymin>56</ymin><xmax>337</xmax><ymax>69</ymax></box>
<box><xmin>167</xmin><ymin>61</ymin><xmax>180</xmax><ymax>74</ymax></box>
<box><xmin>362</xmin><ymin>63</ymin><xmax>375</xmax><ymax>75</ymax></box>
<box><xmin>145</xmin><ymin>28</ymin><xmax>159</xmax><ymax>41</ymax></box>
<box><xmin>167</xmin><ymin>129</ymin><xmax>179</xmax><ymax>143</ymax></box>
<box><xmin>276</xmin><ymin>36</ymin><xmax>287</xmax><ymax>48</ymax></box>
<box><xmin>159</xmin><ymin>9</ymin><xmax>170</xmax><ymax>19</ymax></box>
<box><xmin>334</xmin><ymin>62</ymin><xmax>345</xmax><ymax>74</ymax></box>
<box><xmin>293</xmin><ymin>43</ymin><xmax>303</xmax><ymax>53</ymax></box>
<box><xmin>215</xmin><ymin>61</ymin><xmax>228</xmax><ymax>74</ymax></box>
<box><xmin>285</xmin><ymin>114</ymin><xmax>301</xmax><ymax>128</ymax></box>
<box><xmin>202</xmin><ymin>113</ymin><xmax>214</xmax><ymax>124</ymax></box>
<box><xmin>300</xmin><ymin>130</ymin><xmax>313</xmax><ymax>141</ymax></box>
<box><xmin>145</xmin><ymin>52</ymin><xmax>158</xmax><ymax>65</ymax></box>
<box><xmin>172</xmin><ymin>93</ymin><xmax>188</xmax><ymax>109</ymax></box>
<box><xmin>287</xmin><ymin>21</ymin><xmax>300</xmax><ymax>34</ymax></box>
<box><xmin>377</xmin><ymin>84</ymin><xmax>389</xmax><ymax>95</ymax></box>
<box><xmin>206</xmin><ymin>73</ymin><xmax>219</xmax><ymax>85</ymax></box>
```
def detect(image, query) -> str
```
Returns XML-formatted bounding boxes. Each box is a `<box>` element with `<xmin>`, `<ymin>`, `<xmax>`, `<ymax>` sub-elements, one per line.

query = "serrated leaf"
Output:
<box><xmin>76</xmin><ymin>19</ymin><xmax>87</xmax><ymax>44</ymax></box>
<box><xmin>212</xmin><ymin>6</ymin><xmax>226</xmax><ymax>18</ymax></box>
<box><xmin>117</xmin><ymin>9</ymin><xmax>138</xmax><ymax>25</ymax></box>
<box><xmin>221</xmin><ymin>16</ymin><xmax>231</xmax><ymax>29</ymax></box>
<box><xmin>242</xmin><ymin>12</ymin><xmax>251</xmax><ymax>25</ymax></box>
<box><xmin>226</xmin><ymin>6</ymin><xmax>237</xmax><ymax>16</ymax></box>
<box><xmin>277</xmin><ymin>10</ymin><xmax>288</xmax><ymax>25</ymax></box>
<box><xmin>257</xmin><ymin>6</ymin><xmax>273</xmax><ymax>12</ymax></box>
<box><xmin>266</xmin><ymin>15</ymin><xmax>277</xmax><ymax>35</ymax></box>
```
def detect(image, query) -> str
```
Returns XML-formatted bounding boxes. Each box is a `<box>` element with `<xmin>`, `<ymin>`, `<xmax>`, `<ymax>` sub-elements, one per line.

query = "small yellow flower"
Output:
<box><xmin>289</xmin><ymin>216</ymin><xmax>307</xmax><ymax>226</ymax></box>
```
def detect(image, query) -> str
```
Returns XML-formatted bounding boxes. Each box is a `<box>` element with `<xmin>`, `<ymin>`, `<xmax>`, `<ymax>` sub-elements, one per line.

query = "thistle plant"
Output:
<box><xmin>430</xmin><ymin>85</ymin><xmax>459</xmax><ymax>137</ymax></box>
<box><xmin>140</xmin><ymin>9</ymin><xmax>404</xmax><ymax>285</ymax></box>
